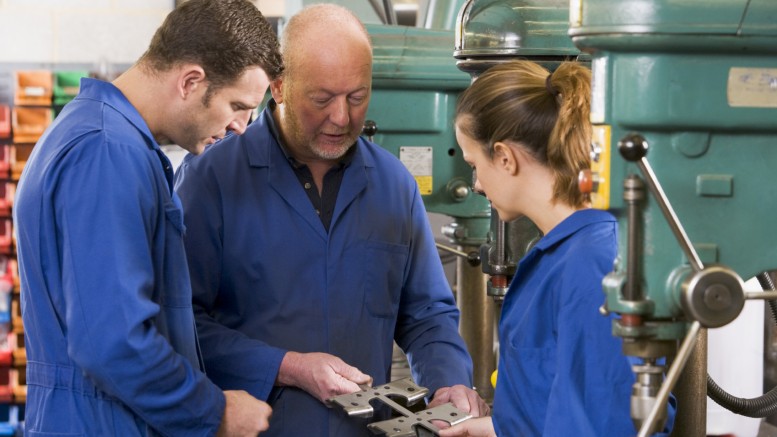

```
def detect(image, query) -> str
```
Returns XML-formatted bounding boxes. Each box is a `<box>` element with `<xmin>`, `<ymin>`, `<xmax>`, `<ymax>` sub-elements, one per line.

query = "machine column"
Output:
<box><xmin>455</xmin><ymin>247</ymin><xmax>496</xmax><ymax>403</ymax></box>
<box><xmin>670</xmin><ymin>329</ymin><xmax>707</xmax><ymax>437</ymax></box>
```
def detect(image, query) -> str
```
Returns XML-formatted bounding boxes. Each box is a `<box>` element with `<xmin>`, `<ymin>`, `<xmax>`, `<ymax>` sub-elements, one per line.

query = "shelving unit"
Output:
<box><xmin>0</xmin><ymin>68</ymin><xmax>90</xmax><ymax>433</ymax></box>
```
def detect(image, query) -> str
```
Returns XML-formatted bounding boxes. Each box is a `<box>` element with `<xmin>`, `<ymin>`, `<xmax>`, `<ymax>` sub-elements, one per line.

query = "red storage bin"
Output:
<box><xmin>0</xmin><ymin>106</ymin><xmax>9</xmax><ymax>139</ymax></box>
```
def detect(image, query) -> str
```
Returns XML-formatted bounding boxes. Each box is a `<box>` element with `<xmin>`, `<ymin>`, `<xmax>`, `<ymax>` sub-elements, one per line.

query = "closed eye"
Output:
<box><xmin>232</xmin><ymin>103</ymin><xmax>253</xmax><ymax>112</ymax></box>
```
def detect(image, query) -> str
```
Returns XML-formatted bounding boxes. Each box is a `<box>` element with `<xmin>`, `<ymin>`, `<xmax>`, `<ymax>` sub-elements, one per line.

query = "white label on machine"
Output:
<box><xmin>569</xmin><ymin>0</ymin><xmax>582</xmax><ymax>28</ymax></box>
<box><xmin>727</xmin><ymin>67</ymin><xmax>777</xmax><ymax>108</ymax></box>
<box><xmin>399</xmin><ymin>146</ymin><xmax>433</xmax><ymax>195</ymax></box>
<box><xmin>590</xmin><ymin>57</ymin><xmax>607</xmax><ymax>123</ymax></box>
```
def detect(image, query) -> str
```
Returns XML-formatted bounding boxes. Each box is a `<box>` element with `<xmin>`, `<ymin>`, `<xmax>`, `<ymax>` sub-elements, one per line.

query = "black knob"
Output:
<box><xmin>362</xmin><ymin>120</ymin><xmax>378</xmax><ymax>137</ymax></box>
<box><xmin>618</xmin><ymin>134</ymin><xmax>649</xmax><ymax>162</ymax></box>
<box><xmin>466</xmin><ymin>251</ymin><xmax>481</xmax><ymax>267</ymax></box>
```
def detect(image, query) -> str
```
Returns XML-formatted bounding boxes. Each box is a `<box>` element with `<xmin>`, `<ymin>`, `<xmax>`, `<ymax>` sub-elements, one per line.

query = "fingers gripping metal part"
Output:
<box><xmin>328</xmin><ymin>378</ymin><xmax>429</xmax><ymax>417</ymax></box>
<box><xmin>368</xmin><ymin>403</ymin><xmax>471</xmax><ymax>436</ymax></box>
<box><xmin>328</xmin><ymin>378</ymin><xmax>472</xmax><ymax>436</ymax></box>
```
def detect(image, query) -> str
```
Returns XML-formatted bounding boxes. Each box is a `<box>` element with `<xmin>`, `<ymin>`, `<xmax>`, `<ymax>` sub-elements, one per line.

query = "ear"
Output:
<box><xmin>178</xmin><ymin>64</ymin><xmax>207</xmax><ymax>99</ymax></box>
<box><xmin>270</xmin><ymin>77</ymin><xmax>284</xmax><ymax>104</ymax></box>
<box><xmin>493</xmin><ymin>141</ymin><xmax>520</xmax><ymax>175</ymax></box>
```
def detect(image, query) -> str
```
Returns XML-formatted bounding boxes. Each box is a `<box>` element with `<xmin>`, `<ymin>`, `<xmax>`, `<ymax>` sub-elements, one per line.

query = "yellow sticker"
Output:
<box><xmin>415</xmin><ymin>176</ymin><xmax>433</xmax><ymax>195</ymax></box>
<box><xmin>591</xmin><ymin>125</ymin><xmax>611</xmax><ymax>210</ymax></box>
<box><xmin>400</xmin><ymin>147</ymin><xmax>434</xmax><ymax>195</ymax></box>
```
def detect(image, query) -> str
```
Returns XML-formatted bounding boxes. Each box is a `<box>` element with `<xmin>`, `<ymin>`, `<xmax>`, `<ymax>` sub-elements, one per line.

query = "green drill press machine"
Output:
<box><xmin>569</xmin><ymin>0</ymin><xmax>777</xmax><ymax>435</ymax></box>
<box><xmin>364</xmin><ymin>0</ymin><xmax>777</xmax><ymax>435</ymax></box>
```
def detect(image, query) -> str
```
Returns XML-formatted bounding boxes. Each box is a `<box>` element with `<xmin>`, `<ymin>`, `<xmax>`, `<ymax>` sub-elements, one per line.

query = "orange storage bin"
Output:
<box><xmin>0</xmin><ymin>106</ymin><xmax>9</xmax><ymax>139</ymax></box>
<box><xmin>10</xmin><ymin>144</ymin><xmax>34</xmax><ymax>181</ymax></box>
<box><xmin>10</xmin><ymin>348</ymin><xmax>24</xmax><ymax>368</ymax></box>
<box><xmin>14</xmin><ymin>70</ymin><xmax>53</xmax><ymax>106</ymax></box>
<box><xmin>10</xmin><ymin>368</ymin><xmax>25</xmax><ymax>404</ymax></box>
<box><xmin>11</xmin><ymin>107</ymin><xmax>51</xmax><ymax>144</ymax></box>
<box><xmin>0</xmin><ymin>219</ymin><xmax>11</xmax><ymax>255</ymax></box>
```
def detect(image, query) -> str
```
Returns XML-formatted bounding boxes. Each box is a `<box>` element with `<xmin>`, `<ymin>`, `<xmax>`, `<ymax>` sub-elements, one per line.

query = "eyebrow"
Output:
<box><xmin>233</xmin><ymin>101</ymin><xmax>256</xmax><ymax>110</ymax></box>
<box><xmin>310</xmin><ymin>86</ymin><xmax>369</xmax><ymax>97</ymax></box>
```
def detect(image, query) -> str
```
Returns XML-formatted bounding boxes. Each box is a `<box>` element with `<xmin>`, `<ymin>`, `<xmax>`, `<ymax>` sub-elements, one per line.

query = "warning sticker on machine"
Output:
<box><xmin>399</xmin><ymin>147</ymin><xmax>433</xmax><ymax>195</ymax></box>
<box><xmin>728</xmin><ymin>67</ymin><xmax>777</xmax><ymax>108</ymax></box>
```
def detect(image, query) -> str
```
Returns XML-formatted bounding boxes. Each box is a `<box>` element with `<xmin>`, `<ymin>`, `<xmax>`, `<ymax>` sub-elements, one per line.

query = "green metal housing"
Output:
<box><xmin>570</xmin><ymin>0</ymin><xmax>777</xmax><ymax>327</ymax></box>
<box><xmin>367</xmin><ymin>24</ymin><xmax>489</xmax><ymax>221</ymax></box>
<box><xmin>365</xmin><ymin>0</ymin><xmax>586</xmax><ymax>241</ymax></box>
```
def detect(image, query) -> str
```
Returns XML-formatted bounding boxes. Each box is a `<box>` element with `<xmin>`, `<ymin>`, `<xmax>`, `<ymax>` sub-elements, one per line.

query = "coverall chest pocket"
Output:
<box><xmin>363</xmin><ymin>240</ymin><xmax>409</xmax><ymax>318</ymax></box>
<box><xmin>506</xmin><ymin>340</ymin><xmax>556</xmax><ymax>395</ymax></box>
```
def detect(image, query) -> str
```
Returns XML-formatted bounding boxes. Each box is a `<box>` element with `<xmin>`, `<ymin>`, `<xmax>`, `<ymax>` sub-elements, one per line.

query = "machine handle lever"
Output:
<box><xmin>435</xmin><ymin>243</ymin><xmax>481</xmax><ymax>267</ymax></box>
<box><xmin>619</xmin><ymin>134</ymin><xmax>704</xmax><ymax>272</ymax></box>
<box><xmin>746</xmin><ymin>291</ymin><xmax>777</xmax><ymax>301</ymax></box>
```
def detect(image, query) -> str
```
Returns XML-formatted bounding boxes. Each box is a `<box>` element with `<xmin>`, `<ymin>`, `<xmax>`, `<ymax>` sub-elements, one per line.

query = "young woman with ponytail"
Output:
<box><xmin>439</xmin><ymin>61</ymin><xmax>675</xmax><ymax>436</ymax></box>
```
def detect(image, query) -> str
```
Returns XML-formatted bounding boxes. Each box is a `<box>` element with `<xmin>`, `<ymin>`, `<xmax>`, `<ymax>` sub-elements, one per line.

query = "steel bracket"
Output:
<box><xmin>328</xmin><ymin>377</ymin><xmax>472</xmax><ymax>436</ymax></box>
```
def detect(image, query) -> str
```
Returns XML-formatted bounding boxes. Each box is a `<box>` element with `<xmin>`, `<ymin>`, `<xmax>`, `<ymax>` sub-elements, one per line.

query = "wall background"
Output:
<box><xmin>0</xmin><ymin>0</ymin><xmax>389</xmax><ymax>65</ymax></box>
<box><xmin>0</xmin><ymin>0</ymin><xmax>170</xmax><ymax>65</ymax></box>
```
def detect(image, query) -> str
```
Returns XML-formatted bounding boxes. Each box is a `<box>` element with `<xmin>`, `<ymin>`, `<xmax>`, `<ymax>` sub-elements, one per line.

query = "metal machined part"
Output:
<box><xmin>368</xmin><ymin>403</ymin><xmax>471</xmax><ymax>436</ymax></box>
<box><xmin>328</xmin><ymin>378</ymin><xmax>472</xmax><ymax>436</ymax></box>
<box><xmin>631</xmin><ymin>363</ymin><xmax>666</xmax><ymax>432</ymax></box>
<box><xmin>328</xmin><ymin>378</ymin><xmax>429</xmax><ymax>417</ymax></box>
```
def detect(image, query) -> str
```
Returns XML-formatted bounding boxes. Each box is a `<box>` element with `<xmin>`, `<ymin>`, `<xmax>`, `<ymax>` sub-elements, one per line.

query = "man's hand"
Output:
<box><xmin>277</xmin><ymin>351</ymin><xmax>372</xmax><ymax>403</ymax></box>
<box><xmin>428</xmin><ymin>385</ymin><xmax>490</xmax><ymax>417</ymax></box>
<box><xmin>437</xmin><ymin>417</ymin><xmax>496</xmax><ymax>437</ymax></box>
<box><xmin>217</xmin><ymin>390</ymin><xmax>272</xmax><ymax>436</ymax></box>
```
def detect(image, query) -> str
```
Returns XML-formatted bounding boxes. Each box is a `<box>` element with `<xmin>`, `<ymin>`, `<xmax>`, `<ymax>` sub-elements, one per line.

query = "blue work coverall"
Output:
<box><xmin>492</xmin><ymin>209</ymin><xmax>675</xmax><ymax>436</ymax></box>
<box><xmin>174</xmin><ymin>107</ymin><xmax>473</xmax><ymax>436</ymax></box>
<box><xmin>14</xmin><ymin>78</ymin><xmax>225</xmax><ymax>436</ymax></box>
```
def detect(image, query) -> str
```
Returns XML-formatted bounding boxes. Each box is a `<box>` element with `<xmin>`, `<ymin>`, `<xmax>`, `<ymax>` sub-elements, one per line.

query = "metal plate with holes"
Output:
<box><xmin>328</xmin><ymin>378</ymin><xmax>472</xmax><ymax>437</ymax></box>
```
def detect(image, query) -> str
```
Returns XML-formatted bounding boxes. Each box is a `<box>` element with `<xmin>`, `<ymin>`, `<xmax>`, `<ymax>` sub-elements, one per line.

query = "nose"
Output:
<box><xmin>473</xmin><ymin>181</ymin><xmax>486</xmax><ymax>197</ymax></box>
<box><xmin>472</xmin><ymin>169</ymin><xmax>486</xmax><ymax>196</ymax></box>
<box><xmin>329</xmin><ymin>97</ymin><xmax>350</xmax><ymax>127</ymax></box>
<box><xmin>227</xmin><ymin>111</ymin><xmax>252</xmax><ymax>135</ymax></box>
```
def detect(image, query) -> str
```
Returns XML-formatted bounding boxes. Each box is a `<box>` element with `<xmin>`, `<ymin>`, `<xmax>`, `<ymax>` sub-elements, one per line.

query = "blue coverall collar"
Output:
<box><xmin>533</xmin><ymin>208</ymin><xmax>616</xmax><ymax>253</ymax></box>
<box><xmin>77</xmin><ymin>78</ymin><xmax>159</xmax><ymax>151</ymax></box>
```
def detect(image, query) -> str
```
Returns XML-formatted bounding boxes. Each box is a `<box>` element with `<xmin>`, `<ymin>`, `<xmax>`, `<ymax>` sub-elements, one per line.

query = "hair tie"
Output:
<box><xmin>545</xmin><ymin>73</ymin><xmax>559</xmax><ymax>97</ymax></box>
